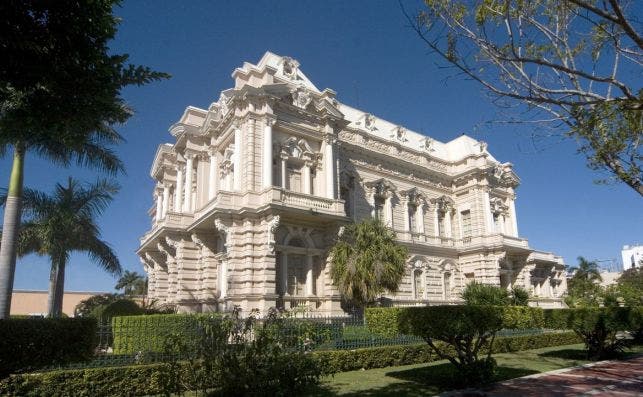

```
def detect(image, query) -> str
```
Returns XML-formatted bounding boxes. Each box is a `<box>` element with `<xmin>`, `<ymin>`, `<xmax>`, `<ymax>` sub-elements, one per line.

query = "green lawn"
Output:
<box><xmin>306</xmin><ymin>344</ymin><xmax>643</xmax><ymax>396</ymax></box>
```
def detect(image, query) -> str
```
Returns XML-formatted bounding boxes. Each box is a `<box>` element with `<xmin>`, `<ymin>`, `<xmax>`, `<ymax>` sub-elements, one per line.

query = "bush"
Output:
<box><xmin>0</xmin><ymin>331</ymin><xmax>583</xmax><ymax>396</ymax></box>
<box><xmin>161</xmin><ymin>307</ymin><xmax>325</xmax><ymax>396</ymax></box>
<box><xmin>397</xmin><ymin>305</ymin><xmax>544</xmax><ymax>385</ymax></box>
<box><xmin>91</xmin><ymin>299</ymin><xmax>143</xmax><ymax>321</ymax></box>
<box><xmin>112</xmin><ymin>313</ymin><xmax>222</xmax><ymax>354</ymax></box>
<box><xmin>461</xmin><ymin>281</ymin><xmax>509</xmax><ymax>306</ymax></box>
<box><xmin>0</xmin><ymin>317</ymin><xmax>96</xmax><ymax>378</ymax></box>
<box><xmin>543</xmin><ymin>307</ymin><xmax>642</xmax><ymax>359</ymax></box>
<box><xmin>509</xmin><ymin>286</ymin><xmax>530</xmax><ymax>306</ymax></box>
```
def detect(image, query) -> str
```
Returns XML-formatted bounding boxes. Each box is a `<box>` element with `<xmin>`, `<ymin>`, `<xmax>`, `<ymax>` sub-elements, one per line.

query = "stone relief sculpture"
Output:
<box><xmin>291</xmin><ymin>86</ymin><xmax>312</xmax><ymax>109</ymax></box>
<box><xmin>267</xmin><ymin>215</ymin><xmax>280</xmax><ymax>253</ymax></box>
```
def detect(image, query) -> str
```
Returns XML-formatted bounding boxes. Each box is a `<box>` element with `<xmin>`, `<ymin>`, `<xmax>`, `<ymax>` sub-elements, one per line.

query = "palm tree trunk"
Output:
<box><xmin>47</xmin><ymin>258</ymin><xmax>66</xmax><ymax>317</ymax></box>
<box><xmin>0</xmin><ymin>143</ymin><xmax>25</xmax><ymax>318</ymax></box>
<box><xmin>54</xmin><ymin>261</ymin><xmax>65</xmax><ymax>317</ymax></box>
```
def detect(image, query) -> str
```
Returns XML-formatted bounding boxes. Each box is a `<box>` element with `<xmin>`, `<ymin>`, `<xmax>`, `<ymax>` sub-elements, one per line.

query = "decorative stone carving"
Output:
<box><xmin>433</xmin><ymin>195</ymin><xmax>454</xmax><ymax>214</ymax></box>
<box><xmin>478</xmin><ymin>140</ymin><xmax>488</xmax><ymax>153</ymax></box>
<box><xmin>281</xmin><ymin>57</ymin><xmax>300</xmax><ymax>79</ymax></box>
<box><xmin>390</xmin><ymin>126</ymin><xmax>407</xmax><ymax>142</ymax></box>
<box><xmin>357</xmin><ymin>113</ymin><xmax>377</xmax><ymax>131</ymax></box>
<box><xmin>291</xmin><ymin>86</ymin><xmax>312</xmax><ymax>109</ymax></box>
<box><xmin>365</xmin><ymin>178</ymin><xmax>396</xmax><ymax>197</ymax></box>
<box><xmin>490</xmin><ymin>197</ymin><xmax>509</xmax><ymax>215</ymax></box>
<box><xmin>401</xmin><ymin>187</ymin><xmax>426</xmax><ymax>207</ymax></box>
<box><xmin>421</xmin><ymin>137</ymin><xmax>435</xmax><ymax>152</ymax></box>
<box><xmin>267</xmin><ymin>215</ymin><xmax>280</xmax><ymax>253</ymax></box>
<box><xmin>490</xmin><ymin>164</ymin><xmax>520</xmax><ymax>188</ymax></box>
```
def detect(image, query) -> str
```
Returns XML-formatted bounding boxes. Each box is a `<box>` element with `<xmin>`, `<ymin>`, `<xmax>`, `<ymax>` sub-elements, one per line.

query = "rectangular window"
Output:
<box><xmin>374</xmin><ymin>196</ymin><xmax>385</xmax><ymax>221</ymax></box>
<box><xmin>461</xmin><ymin>210</ymin><xmax>471</xmax><ymax>237</ymax></box>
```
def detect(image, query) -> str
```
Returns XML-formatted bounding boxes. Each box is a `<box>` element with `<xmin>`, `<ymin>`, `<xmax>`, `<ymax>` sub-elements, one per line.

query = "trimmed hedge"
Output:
<box><xmin>0</xmin><ymin>363</ymin><xmax>177</xmax><ymax>397</ymax></box>
<box><xmin>366</xmin><ymin>306</ymin><xmax>545</xmax><ymax>338</ymax></box>
<box><xmin>112</xmin><ymin>313</ymin><xmax>222</xmax><ymax>354</ymax></box>
<box><xmin>0</xmin><ymin>331</ymin><xmax>582</xmax><ymax>396</ymax></box>
<box><xmin>0</xmin><ymin>317</ymin><xmax>97</xmax><ymax>378</ymax></box>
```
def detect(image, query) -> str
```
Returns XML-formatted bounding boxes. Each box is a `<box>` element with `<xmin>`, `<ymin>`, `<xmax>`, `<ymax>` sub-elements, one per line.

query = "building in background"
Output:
<box><xmin>621</xmin><ymin>245</ymin><xmax>643</xmax><ymax>270</ymax></box>
<box><xmin>10</xmin><ymin>290</ymin><xmax>106</xmax><ymax>317</ymax></box>
<box><xmin>138</xmin><ymin>52</ymin><xmax>566</xmax><ymax>315</ymax></box>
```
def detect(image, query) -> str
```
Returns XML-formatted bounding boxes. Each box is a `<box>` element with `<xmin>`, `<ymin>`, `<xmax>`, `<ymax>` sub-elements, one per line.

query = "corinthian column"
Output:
<box><xmin>323</xmin><ymin>134</ymin><xmax>335</xmax><ymax>199</ymax></box>
<box><xmin>263</xmin><ymin>118</ymin><xmax>275</xmax><ymax>189</ymax></box>
<box><xmin>162</xmin><ymin>184</ymin><xmax>170</xmax><ymax>218</ymax></box>
<box><xmin>233</xmin><ymin>125</ymin><xmax>242</xmax><ymax>191</ymax></box>
<box><xmin>416</xmin><ymin>204</ymin><xmax>425</xmax><ymax>234</ymax></box>
<box><xmin>183</xmin><ymin>154</ymin><xmax>194</xmax><ymax>212</ymax></box>
<box><xmin>509</xmin><ymin>197</ymin><xmax>519</xmax><ymax>236</ymax></box>
<box><xmin>303</xmin><ymin>161</ymin><xmax>312</xmax><ymax>194</ymax></box>
<box><xmin>208</xmin><ymin>150</ymin><xmax>217</xmax><ymax>200</ymax></box>
<box><xmin>174</xmin><ymin>166</ymin><xmax>183</xmax><ymax>213</ymax></box>
<box><xmin>155</xmin><ymin>190</ymin><xmax>162</xmax><ymax>222</ymax></box>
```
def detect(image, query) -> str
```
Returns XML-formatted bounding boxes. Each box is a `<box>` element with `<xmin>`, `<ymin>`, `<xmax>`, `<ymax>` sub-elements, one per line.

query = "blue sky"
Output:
<box><xmin>2</xmin><ymin>0</ymin><xmax>641</xmax><ymax>293</ymax></box>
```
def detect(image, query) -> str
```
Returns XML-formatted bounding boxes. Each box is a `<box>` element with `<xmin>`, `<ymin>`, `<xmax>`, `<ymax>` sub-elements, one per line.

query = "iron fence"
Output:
<box><xmin>42</xmin><ymin>315</ymin><xmax>556</xmax><ymax>371</ymax></box>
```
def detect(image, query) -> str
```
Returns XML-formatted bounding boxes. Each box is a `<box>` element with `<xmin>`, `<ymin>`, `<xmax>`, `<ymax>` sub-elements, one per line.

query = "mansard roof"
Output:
<box><xmin>232</xmin><ymin>52</ymin><xmax>500</xmax><ymax>164</ymax></box>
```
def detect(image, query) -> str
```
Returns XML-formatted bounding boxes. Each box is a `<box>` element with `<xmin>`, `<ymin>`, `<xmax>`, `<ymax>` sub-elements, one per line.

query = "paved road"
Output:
<box><xmin>446</xmin><ymin>356</ymin><xmax>643</xmax><ymax>396</ymax></box>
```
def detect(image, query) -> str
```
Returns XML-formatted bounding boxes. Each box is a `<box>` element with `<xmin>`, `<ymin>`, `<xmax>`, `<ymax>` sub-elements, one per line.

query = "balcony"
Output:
<box><xmin>398</xmin><ymin>232</ymin><xmax>530</xmax><ymax>252</ymax></box>
<box><xmin>140</xmin><ymin>211</ymin><xmax>194</xmax><ymax>245</ymax></box>
<box><xmin>194</xmin><ymin>187</ymin><xmax>346</xmax><ymax>220</ymax></box>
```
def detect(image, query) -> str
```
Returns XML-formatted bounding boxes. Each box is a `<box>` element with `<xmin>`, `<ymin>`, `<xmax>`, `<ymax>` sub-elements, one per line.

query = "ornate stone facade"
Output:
<box><xmin>138</xmin><ymin>52</ymin><xmax>566</xmax><ymax>314</ymax></box>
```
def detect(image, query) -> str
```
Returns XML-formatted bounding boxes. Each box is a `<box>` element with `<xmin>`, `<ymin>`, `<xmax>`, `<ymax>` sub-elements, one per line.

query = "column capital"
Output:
<box><xmin>265</xmin><ymin>116</ymin><xmax>277</xmax><ymax>127</ymax></box>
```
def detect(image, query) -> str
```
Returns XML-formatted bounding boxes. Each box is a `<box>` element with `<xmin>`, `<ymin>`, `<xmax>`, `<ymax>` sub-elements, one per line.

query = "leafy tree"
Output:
<box><xmin>606</xmin><ymin>267</ymin><xmax>643</xmax><ymax>307</ymax></box>
<box><xmin>330</xmin><ymin>219</ymin><xmax>408</xmax><ymax>310</ymax></box>
<box><xmin>74</xmin><ymin>293</ymin><xmax>121</xmax><ymax>317</ymax></box>
<box><xmin>461</xmin><ymin>281</ymin><xmax>509</xmax><ymax>305</ymax></box>
<box><xmin>566</xmin><ymin>256</ymin><xmax>604</xmax><ymax>307</ymax></box>
<box><xmin>402</xmin><ymin>0</ymin><xmax>642</xmax><ymax>196</ymax></box>
<box><xmin>115</xmin><ymin>270</ymin><xmax>147</xmax><ymax>296</ymax></box>
<box><xmin>0</xmin><ymin>0</ymin><xmax>169</xmax><ymax>318</ymax></box>
<box><xmin>3</xmin><ymin>178</ymin><xmax>122</xmax><ymax>317</ymax></box>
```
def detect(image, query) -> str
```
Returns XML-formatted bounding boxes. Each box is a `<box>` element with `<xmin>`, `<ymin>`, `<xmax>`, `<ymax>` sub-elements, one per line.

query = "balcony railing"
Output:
<box><xmin>399</xmin><ymin>232</ymin><xmax>530</xmax><ymax>251</ymax></box>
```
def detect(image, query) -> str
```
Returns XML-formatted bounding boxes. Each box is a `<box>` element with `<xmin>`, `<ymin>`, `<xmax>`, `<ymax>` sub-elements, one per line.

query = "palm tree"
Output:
<box><xmin>115</xmin><ymin>270</ymin><xmax>147</xmax><ymax>296</ymax></box>
<box><xmin>0</xmin><ymin>1</ymin><xmax>169</xmax><ymax>318</ymax></box>
<box><xmin>330</xmin><ymin>219</ymin><xmax>408</xmax><ymax>311</ymax></box>
<box><xmin>568</xmin><ymin>256</ymin><xmax>602</xmax><ymax>283</ymax></box>
<box><xmin>3</xmin><ymin>178</ymin><xmax>122</xmax><ymax>317</ymax></box>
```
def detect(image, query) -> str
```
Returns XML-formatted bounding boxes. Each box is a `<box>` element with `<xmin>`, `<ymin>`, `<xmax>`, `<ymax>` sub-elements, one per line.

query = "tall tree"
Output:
<box><xmin>566</xmin><ymin>256</ymin><xmax>603</xmax><ymax>307</ymax></box>
<box><xmin>402</xmin><ymin>0</ymin><xmax>642</xmax><ymax>196</ymax></box>
<box><xmin>0</xmin><ymin>0</ymin><xmax>169</xmax><ymax>317</ymax></box>
<box><xmin>1</xmin><ymin>178</ymin><xmax>122</xmax><ymax>317</ymax></box>
<box><xmin>330</xmin><ymin>219</ymin><xmax>408</xmax><ymax>310</ymax></box>
<box><xmin>115</xmin><ymin>270</ymin><xmax>147</xmax><ymax>296</ymax></box>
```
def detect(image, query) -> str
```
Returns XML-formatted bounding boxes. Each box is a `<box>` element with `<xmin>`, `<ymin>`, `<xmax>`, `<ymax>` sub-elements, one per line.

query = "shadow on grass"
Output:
<box><xmin>538</xmin><ymin>348</ymin><xmax>588</xmax><ymax>360</ymax></box>
<box><xmin>307</xmin><ymin>364</ymin><xmax>539</xmax><ymax>397</ymax></box>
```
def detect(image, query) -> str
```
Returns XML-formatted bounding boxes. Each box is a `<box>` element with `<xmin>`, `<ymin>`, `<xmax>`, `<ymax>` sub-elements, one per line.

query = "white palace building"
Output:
<box><xmin>138</xmin><ymin>52</ymin><xmax>566</xmax><ymax>314</ymax></box>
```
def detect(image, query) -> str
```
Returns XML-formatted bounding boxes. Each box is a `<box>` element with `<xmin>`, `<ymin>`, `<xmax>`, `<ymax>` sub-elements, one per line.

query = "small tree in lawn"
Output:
<box><xmin>330</xmin><ymin>219</ymin><xmax>408</xmax><ymax>312</ymax></box>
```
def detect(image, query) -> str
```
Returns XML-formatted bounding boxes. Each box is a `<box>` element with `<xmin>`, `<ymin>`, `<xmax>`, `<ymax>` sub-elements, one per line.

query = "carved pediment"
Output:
<box><xmin>401</xmin><ymin>187</ymin><xmax>427</xmax><ymax>206</ymax></box>
<box><xmin>365</xmin><ymin>178</ymin><xmax>397</xmax><ymax>197</ymax></box>
<box><xmin>432</xmin><ymin>195</ymin><xmax>454</xmax><ymax>213</ymax></box>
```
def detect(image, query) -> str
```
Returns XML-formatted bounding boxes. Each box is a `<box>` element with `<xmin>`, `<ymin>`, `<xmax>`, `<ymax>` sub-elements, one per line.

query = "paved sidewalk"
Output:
<box><xmin>444</xmin><ymin>355</ymin><xmax>643</xmax><ymax>396</ymax></box>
